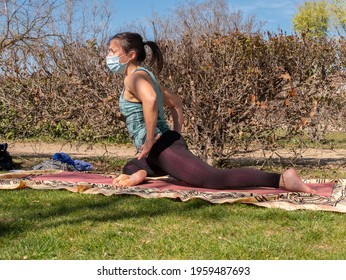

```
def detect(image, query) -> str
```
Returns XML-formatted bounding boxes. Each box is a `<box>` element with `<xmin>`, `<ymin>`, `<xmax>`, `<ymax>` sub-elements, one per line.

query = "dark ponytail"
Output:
<box><xmin>143</xmin><ymin>40</ymin><xmax>163</xmax><ymax>73</ymax></box>
<box><xmin>108</xmin><ymin>32</ymin><xmax>163</xmax><ymax>73</ymax></box>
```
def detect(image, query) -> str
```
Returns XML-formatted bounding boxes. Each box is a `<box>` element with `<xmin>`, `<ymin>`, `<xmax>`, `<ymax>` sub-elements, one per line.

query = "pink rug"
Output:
<box><xmin>30</xmin><ymin>171</ymin><xmax>334</xmax><ymax>196</ymax></box>
<box><xmin>1</xmin><ymin>170</ymin><xmax>345</xmax><ymax>212</ymax></box>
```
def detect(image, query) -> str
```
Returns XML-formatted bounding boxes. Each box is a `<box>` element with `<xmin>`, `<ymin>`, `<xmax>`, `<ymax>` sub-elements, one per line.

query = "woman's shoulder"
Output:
<box><xmin>125</xmin><ymin>68</ymin><xmax>154</xmax><ymax>87</ymax></box>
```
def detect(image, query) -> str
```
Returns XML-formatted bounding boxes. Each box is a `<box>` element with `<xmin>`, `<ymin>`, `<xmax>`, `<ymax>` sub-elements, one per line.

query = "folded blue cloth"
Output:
<box><xmin>52</xmin><ymin>152</ymin><xmax>93</xmax><ymax>171</ymax></box>
<box><xmin>52</xmin><ymin>152</ymin><xmax>75</xmax><ymax>166</ymax></box>
<box><xmin>74</xmin><ymin>160</ymin><xmax>93</xmax><ymax>171</ymax></box>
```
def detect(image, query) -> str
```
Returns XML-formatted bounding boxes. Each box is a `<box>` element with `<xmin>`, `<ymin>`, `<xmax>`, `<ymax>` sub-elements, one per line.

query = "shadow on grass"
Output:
<box><xmin>0</xmin><ymin>189</ymin><xmax>212</xmax><ymax>238</ymax></box>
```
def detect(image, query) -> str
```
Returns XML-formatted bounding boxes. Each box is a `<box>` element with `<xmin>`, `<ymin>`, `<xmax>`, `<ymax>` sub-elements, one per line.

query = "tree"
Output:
<box><xmin>329</xmin><ymin>0</ymin><xmax>346</xmax><ymax>38</ymax></box>
<box><xmin>293</xmin><ymin>0</ymin><xmax>346</xmax><ymax>38</ymax></box>
<box><xmin>293</xmin><ymin>0</ymin><xmax>330</xmax><ymax>38</ymax></box>
<box><xmin>0</xmin><ymin>0</ymin><xmax>58</xmax><ymax>53</ymax></box>
<box><xmin>149</xmin><ymin>0</ymin><xmax>264</xmax><ymax>41</ymax></box>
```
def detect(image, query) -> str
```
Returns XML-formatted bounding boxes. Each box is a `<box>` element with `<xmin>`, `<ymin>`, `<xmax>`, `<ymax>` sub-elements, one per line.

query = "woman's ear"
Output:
<box><xmin>129</xmin><ymin>50</ymin><xmax>137</xmax><ymax>61</ymax></box>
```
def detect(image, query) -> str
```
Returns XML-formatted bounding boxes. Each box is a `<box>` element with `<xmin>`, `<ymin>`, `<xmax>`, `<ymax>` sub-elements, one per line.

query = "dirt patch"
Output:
<box><xmin>2</xmin><ymin>140</ymin><xmax>345</xmax><ymax>175</ymax></box>
<box><xmin>5</xmin><ymin>140</ymin><xmax>346</xmax><ymax>164</ymax></box>
<box><xmin>6</xmin><ymin>141</ymin><xmax>137</xmax><ymax>158</ymax></box>
<box><xmin>228</xmin><ymin>148</ymin><xmax>346</xmax><ymax>167</ymax></box>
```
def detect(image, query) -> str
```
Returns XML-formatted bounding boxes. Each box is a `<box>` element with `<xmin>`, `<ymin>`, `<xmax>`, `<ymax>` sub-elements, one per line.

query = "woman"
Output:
<box><xmin>107</xmin><ymin>32</ymin><xmax>315</xmax><ymax>193</ymax></box>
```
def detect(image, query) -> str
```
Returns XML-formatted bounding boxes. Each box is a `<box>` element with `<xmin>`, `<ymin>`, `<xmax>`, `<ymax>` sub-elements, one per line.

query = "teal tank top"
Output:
<box><xmin>119</xmin><ymin>67</ymin><xmax>169</xmax><ymax>151</ymax></box>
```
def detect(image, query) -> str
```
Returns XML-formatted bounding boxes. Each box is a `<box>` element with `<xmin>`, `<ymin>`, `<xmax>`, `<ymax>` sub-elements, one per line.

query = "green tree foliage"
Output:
<box><xmin>293</xmin><ymin>1</ymin><xmax>330</xmax><ymax>38</ymax></box>
<box><xmin>293</xmin><ymin>0</ymin><xmax>346</xmax><ymax>38</ymax></box>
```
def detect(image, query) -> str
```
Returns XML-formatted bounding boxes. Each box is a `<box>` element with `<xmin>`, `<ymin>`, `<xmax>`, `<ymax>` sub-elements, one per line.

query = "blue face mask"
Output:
<box><xmin>106</xmin><ymin>54</ymin><xmax>128</xmax><ymax>74</ymax></box>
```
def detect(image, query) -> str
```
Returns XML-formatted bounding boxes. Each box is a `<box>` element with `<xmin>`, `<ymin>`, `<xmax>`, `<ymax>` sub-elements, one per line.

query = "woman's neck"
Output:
<box><xmin>126</xmin><ymin>63</ymin><xmax>141</xmax><ymax>76</ymax></box>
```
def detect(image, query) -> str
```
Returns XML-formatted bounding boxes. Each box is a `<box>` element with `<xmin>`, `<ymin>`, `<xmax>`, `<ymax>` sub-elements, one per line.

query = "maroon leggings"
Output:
<box><xmin>123</xmin><ymin>130</ymin><xmax>280</xmax><ymax>190</ymax></box>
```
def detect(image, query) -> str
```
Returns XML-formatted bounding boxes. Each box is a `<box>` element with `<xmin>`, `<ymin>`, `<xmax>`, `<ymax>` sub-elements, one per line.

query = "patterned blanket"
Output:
<box><xmin>1</xmin><ymin>170</ymin><xmax>345</xmax><ymax>213</ymax></box>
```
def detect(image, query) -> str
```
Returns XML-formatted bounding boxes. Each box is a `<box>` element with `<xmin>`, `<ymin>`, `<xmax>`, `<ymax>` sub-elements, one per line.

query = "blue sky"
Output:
<box><xmin>111</xmin><ymin>0</ymin><xmax>301</xmax><ymax>35</ymax></box>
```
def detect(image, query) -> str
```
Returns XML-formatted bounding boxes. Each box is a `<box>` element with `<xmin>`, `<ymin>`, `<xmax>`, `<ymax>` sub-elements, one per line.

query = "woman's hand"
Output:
<box><xmin>137</xmin><ymin>134</ymin><xmax>161</xmax><ymax>160</ymax></box>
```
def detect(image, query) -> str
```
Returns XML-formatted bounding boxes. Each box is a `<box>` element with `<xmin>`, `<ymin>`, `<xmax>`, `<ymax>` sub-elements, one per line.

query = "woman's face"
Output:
<box><xmin>108</xmin><ymin>39</ymin><xmax>129</xmax><ymax>63</ymax></box>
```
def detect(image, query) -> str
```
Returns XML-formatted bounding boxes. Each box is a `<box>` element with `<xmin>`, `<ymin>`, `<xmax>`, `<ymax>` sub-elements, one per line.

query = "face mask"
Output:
<box><xmin>106</xmin><ymin>54</ymin><xmax>128</xmax><ymax>74</ymax></box>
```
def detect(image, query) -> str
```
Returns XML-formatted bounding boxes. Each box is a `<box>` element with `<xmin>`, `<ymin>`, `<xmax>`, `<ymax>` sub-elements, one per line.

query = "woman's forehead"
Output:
<box><xmin>109</xmin><ymin>39</ymin><xmax>123</xmax><ymax>50</ymax></box>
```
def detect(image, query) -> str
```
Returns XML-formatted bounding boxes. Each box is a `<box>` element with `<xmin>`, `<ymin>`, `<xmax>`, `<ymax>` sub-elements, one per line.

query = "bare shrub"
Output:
<box><xmin>0</xmin><ymin>41</ymin><xmax>128</xmax><ymax>142</ymax></box>
<box><xmin>0</xmin><ymin>0</ymin><xmax>128</xmax><ymax>143</ymax></box>
<box><xmin>159</xmin><ymin>32</ymin><xmax>345</xmax><ymax>163</ymax></box>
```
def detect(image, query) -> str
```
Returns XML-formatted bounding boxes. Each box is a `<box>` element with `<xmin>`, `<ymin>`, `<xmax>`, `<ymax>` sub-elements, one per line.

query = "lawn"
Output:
<box><xmin>1</xmin><ymin>183</ymin><xmax>345</xmax><ymax>260</ymax></box>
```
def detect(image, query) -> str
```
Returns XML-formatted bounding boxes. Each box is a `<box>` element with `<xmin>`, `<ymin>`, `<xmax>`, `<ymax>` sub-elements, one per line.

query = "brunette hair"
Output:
<box><xmin>108</xmin><ymin>32</ymin><xmax>163</xmax><ymax>73</ymax></box>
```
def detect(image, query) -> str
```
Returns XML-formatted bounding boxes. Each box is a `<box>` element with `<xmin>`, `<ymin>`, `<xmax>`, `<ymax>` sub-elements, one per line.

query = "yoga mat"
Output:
<box><xmin>1</xmin><ymin>171</ymin><xmax>345</xmax><ymax>213</ymax></box>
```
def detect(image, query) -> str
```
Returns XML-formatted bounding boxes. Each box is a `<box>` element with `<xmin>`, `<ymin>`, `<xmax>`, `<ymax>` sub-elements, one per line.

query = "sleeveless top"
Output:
<box><xmin>119</xmin><ymin>67</ymin><xmax>169</xmax><ymax>151</ymax></box>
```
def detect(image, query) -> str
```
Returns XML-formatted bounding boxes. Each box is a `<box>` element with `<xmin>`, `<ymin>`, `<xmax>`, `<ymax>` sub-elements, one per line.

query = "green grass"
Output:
<box><xmin>1</xmin><ymin>188</ymin><xmax>345</xmax><ymax>260</ymax></box>
<box><xmin>277</xmin><ymin>131</ymin><xmax>346</xmax><ymax>149</ymax></box>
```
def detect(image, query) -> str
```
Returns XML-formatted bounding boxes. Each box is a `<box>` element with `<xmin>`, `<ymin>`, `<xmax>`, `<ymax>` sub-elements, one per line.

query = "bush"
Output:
<box><xmin>0</xmin><ymin>42</ymin><xmax>128</xmax><ymax>143</ymax></box>
<box><xmin>159</xmin><ymin>32</ymin><xmax>346</xmax><ymax>163</ymax></box>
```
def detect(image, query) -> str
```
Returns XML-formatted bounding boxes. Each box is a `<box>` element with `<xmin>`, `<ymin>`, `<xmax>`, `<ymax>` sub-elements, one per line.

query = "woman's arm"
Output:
<box><xmin>160</xmin><ymin>85</ymin><xmax>184</xmax><ymax>133</ymax></box>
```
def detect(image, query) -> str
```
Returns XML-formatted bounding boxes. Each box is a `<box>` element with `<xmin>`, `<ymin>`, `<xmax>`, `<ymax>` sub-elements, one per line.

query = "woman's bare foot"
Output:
<box><xmin>280</xmin><ymin>168</ymin><xmax>317</xmax><ymax>194</ymax></box>
<box><xmin>112</xmin><ymin>170</ymin><xmax>147</xmax><ymax>188</ymax></box>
